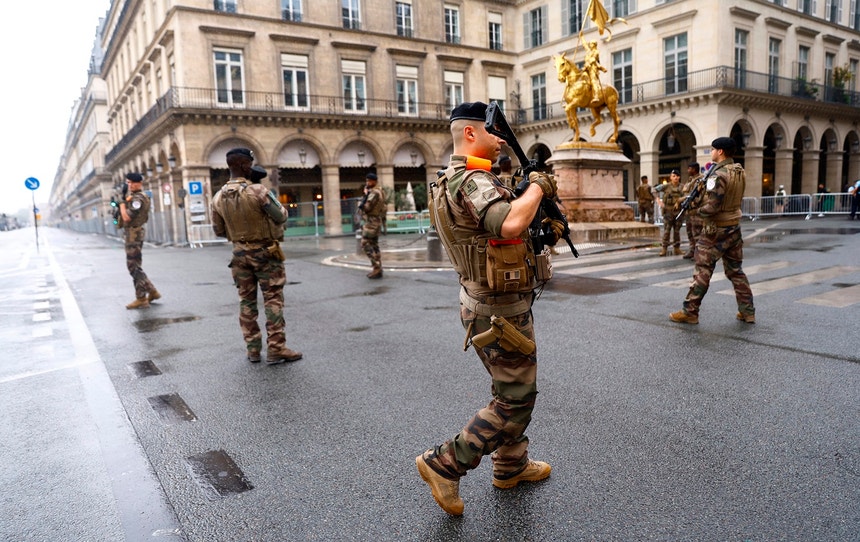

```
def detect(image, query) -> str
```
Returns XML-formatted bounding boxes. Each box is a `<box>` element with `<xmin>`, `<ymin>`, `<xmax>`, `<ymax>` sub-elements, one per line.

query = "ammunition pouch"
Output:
<box><xmin>470</xmin><ymin>315</ymin><xmax>536</xmax><ymax>355</ymax></box>
<box><xmin>486</xmin><ymin>239</ymin><xmax>532</xmax><ymax>292</ymax></box>
<box><xmin>534</xmin><ymin>248</ymin><xmax>553</xmax><ymax>282</ymax></box>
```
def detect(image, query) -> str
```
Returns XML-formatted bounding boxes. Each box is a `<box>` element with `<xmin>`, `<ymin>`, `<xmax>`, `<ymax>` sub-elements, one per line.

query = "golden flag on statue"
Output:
<box><xmin>586</xmin><ymin>0</ymin><xmax>610</xmax><ymax>35</ymax></box>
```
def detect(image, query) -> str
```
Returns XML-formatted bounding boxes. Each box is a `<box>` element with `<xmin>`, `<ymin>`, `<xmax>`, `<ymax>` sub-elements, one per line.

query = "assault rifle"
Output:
<box><xmin>110</xmin><ymin>182</ymin><xmax>128</xmax><ymax>228</ymax></box>
<box><xmin>485</xmin><ymin>101</ymin><xmax>579</xmax><ymax>258</ymax></box>
<box><xmin>675</xmin><ymin>163</ymin><xmax>716</xmax><ymax>221</ymax></box>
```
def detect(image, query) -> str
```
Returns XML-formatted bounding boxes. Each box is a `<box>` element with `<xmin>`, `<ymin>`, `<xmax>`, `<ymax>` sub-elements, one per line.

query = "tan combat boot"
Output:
<box><xmin>736</xmin><ymin>312</ymin><xmax>756</xmax><ymax>324</ymax></box>
<box><xmin>669</xmin><ymin>310</ymin><xmax>698</xmax><ymax>324</ymax></box>
<box><xmin>148</xmin><ymin>289</ymin><xmax>162</xmax><ymax>302</ymax></box>
<box><xmin>266</xmin><ymin>348</ymin><xmax>303</xmax><ymax>365</ymax></box>
<box><xmin>367</xmin><ymin>268</ymin><xmax>383</xmax><ymax>279</ymax></box>
<box><xmin>126</xmin><ymin>297</ymin><xmax>150</xmax><ymax>310</ymax></box>
<box><xmin>673</xmin><ymin>247</ymin><xmax>684</xmax><ymax>256</ymax></box>
<box><xmin>658</xmin><ymin>248</ymin><xmax>667</xmax><ymax>257</ymax></box>
<box><xmin>416</xmin><ymin>454</ymin><xmax>464</xmax><ymax>515</ymax></box>
<box><xmin>492</xmin><ymin>460</ymin><xmax>552</xmax><ymax>489</ymax></box>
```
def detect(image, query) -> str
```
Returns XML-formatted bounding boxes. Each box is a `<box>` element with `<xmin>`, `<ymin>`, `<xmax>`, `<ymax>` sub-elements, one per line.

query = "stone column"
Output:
<box><xmin>742</xmin><ymin>146</ymin><xmax>764</xmax><ymax>197</ymax></box>
<box><xmin>774</xmin><ymin>149</ymin><xmax>794</xmax><ymax>194</ymax></box>
<box><xmin>378</xmin><ymin>164</ymin><xmax>395</xmax><ymax>212</ymax></box>
<box><xmin>801</xmin><ymin>150</ymin><xmax>820</xmax><ymax>195</ymax></box>
<box><xmin>321</xmin><ymin>164</ymin><xmax>342</xmax><ymax>236</ymax></box>
<box><xmin>848</xmin><ymin>150</ymin><xmax>860</xmax><ymax>185</ymax></box>
<box><xmin>639</xmin><ymin>150</ymin><xmax>660</xmax><ymax>188</ymax></box>
<box><xmin>825</xmin><ymin>149</ymin><xmax>844</xmax><ymax>192</ymax></box>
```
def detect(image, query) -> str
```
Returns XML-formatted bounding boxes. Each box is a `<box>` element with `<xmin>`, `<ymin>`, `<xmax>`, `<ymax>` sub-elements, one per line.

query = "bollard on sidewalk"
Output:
<box><xmin>426</xmin><ymin>228</ymin><xmax>442</xmax><ymax>261</ymax></box>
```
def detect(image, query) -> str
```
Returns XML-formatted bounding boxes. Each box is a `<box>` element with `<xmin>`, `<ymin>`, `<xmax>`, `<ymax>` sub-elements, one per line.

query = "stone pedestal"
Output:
<box><xmin>548</xmin><ymin>142</ymin><xmax>659</xmax><ymax>242</ymax></box>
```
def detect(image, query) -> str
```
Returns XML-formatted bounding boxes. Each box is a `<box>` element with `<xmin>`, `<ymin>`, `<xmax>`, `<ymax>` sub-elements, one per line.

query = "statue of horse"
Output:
<box><xmin>554</xmin><ymin>52</ymin><xmax>621</xmax><ymax>143</ymax></box>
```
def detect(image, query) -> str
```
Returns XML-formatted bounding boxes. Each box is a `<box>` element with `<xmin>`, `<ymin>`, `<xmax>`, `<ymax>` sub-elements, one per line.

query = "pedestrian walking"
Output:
<box><xmin>670</xmin><ymin>137</ymin><xmax>755</xmax><ymax>325</ymax></box>
<box><xmin>211</xmin><ymin>148</ymin><xmax>302</xmax><ymax>365</ymax></box>
<box><xmin>417</xmin><ymin>102</ymin><xmax>563</xmax><ymax>516</ymax></box>
<box><xmin>120</xmin><ymin>172</ymin><xmax>160</xmax><ymax>309</ymax></box>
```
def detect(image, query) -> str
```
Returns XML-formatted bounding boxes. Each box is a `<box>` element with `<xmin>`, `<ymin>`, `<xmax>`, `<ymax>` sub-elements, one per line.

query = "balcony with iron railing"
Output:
<box><xmin>106</xmin><ymin>65</ymin><xmax>860</xmax><ymax>163</ymax></box>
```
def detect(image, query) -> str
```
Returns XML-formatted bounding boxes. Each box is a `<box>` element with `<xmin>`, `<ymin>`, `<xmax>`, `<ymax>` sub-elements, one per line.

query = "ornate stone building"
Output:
<box><xmin>51</xmin><ymin>0</ymin><xmax>860</xmax><ymax>244</ymax></box>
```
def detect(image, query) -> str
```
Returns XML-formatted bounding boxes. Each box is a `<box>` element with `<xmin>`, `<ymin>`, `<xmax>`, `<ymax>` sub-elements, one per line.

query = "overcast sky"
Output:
<box><xmin>2</xmin><ymin>0</ymin><xmax>111</xmax><ymax>216</ymax></box>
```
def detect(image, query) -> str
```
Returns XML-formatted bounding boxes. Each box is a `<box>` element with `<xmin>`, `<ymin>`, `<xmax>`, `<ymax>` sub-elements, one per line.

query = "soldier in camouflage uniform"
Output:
<box><xmin>658</xmin><ymin>170</ymin><xmax>684</xmax><ymax>256</ymax></box>
<box><xmin>211</xmin><ymin>148</ymin><xmax>302</xmax><ymax>365</ymax></box>
<box><xmin>359</xmin><ymin>172</ymin><xmax>386</xmax><ymax>279</ymax></box>
<box><xmin>120</xmin><ymin>172</ymin><xmax>160</xmax><ymax>309</ymax></box>
<box><xmin>682</xmin><ymin>162</ymin><xmax>705</xmax><ymax>260</ymax></box>
<box><xmin>636</xmin><ymin>175</ymin><xmax>655</xmax><ymax>223</ymax></box>
<box><xmin>416</xmin><ymin>102</ymin><xmax>565</xmax><ymax>516</ymax></box>
<box><xmin>670</xmin><ymin>137</ymin><xmax>755</xmax><ymax>325</ymax></box>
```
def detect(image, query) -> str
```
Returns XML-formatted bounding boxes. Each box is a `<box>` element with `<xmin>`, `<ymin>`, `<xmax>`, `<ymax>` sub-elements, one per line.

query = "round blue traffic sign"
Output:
<box><xmin>25</xmin><ymin>177</ymin><xmax>40</xmax><ymax>190</ymax></box>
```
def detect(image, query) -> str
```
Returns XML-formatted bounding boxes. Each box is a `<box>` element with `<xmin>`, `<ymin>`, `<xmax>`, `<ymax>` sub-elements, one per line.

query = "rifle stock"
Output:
<box><xmin>485</xmin><ymin>101</ymin><xmax>579</xmax><ymax>258</ymax></box>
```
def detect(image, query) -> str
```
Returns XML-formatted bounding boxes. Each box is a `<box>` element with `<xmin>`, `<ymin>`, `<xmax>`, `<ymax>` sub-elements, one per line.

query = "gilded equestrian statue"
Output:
<box><xmin>554</xmin><ymin>51</ymin><xmax>621</xmax><ymax>143</ymax></box>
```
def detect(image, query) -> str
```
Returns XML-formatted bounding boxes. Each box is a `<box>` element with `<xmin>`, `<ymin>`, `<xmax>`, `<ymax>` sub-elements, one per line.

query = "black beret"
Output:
<box><xmin>450</xmin><ymin>101</ymin><xmax>488</xmax><ymax>122</ymax></box>
<box><xmin>366</xmin><ymin>172</ymin><xmax>378</xmax><ymax>180</ymax></box>
<box><xmin>711</xmin><ymin>137</ymin><xmax>736</xmax><ymax>152</ymax></box>
<box><xmin>670</xmin><ymin>169</ymin><xmax>680</xmax><ymax>176</ymax></box>
<box><xmin>498</xmin><ymin>154</ymin><xmax>511</xmax><ymax>164</ymax></box>
<box><xmin>226</xmin><ymin>147</ymin><xmax>254</xmax><ymax>159</ymax></box>
<box><xmin>688</xmin><ymin>162</ymin><xmax>700</xmax><ymax>170</ymax></box>
<box><xmin>249</xmin><ymin>165</ymin><xmax>268</xmax><ymax>179</ymax></box>
<box><xmin>126</xmin><ymin>172</ymin><xmax>143</xmax><ymax>182</ymax></box>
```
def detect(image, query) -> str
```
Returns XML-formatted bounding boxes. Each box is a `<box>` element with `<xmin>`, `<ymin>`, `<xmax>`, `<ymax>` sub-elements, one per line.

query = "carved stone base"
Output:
<box><xmin>547</xmin><ymin>143</ymin><xmax>634</xmax><ymax>224</ymax></box>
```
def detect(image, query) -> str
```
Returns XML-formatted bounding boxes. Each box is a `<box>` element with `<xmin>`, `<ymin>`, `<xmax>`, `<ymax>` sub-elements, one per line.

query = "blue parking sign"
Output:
<box><xmin>189</xmin><ymin>181</ymin><xmax>203</xmax><ymax>195</ymax></box>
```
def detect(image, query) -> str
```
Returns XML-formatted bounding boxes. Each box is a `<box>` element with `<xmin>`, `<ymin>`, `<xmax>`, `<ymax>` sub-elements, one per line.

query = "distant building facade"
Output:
<box><xmin>51</xmin><ymin>0</ymin><xmax>860</xmax><ymax>244</ymax></box>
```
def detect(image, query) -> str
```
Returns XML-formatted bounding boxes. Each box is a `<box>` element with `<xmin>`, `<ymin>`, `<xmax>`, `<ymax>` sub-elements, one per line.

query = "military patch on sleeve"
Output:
<box><xmin>464</xmin><ymin>179</ymin><xmax>478</xmax><ymax>195</ymax></box>
<box><xmin>131</xmin><ymin>200</ymin><xmax>142</xmax><ymax>210</ymax></box>
<box><xmin>706</xmin><ymin>177</ymin><xmax>716</xmax><ymax>191</ymax></box>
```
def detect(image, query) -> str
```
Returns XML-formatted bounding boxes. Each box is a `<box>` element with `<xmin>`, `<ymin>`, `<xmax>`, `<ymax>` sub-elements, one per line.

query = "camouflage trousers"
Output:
<box><xmin>685</xmin><ymin>214</ymin><xmax>703</xmax><ymax>255</ymax></box>
<box><xmin>229</xmin><ymin>247</ymin><xmax>287</xmax><ymax>355</ymax></box>
<box><xmin>124</xmin><ymin>226</ymin><xmax>155</xmax><ymax>299</ymax></box>
<box><xmin>639</xmin><ymin>202</ymin><xmax>654</xmax><ymax>223</ymax></box>
<box><xmin>661</xmin><ymin>215</ymin><xmax>682</xmax><ymax>249</ymax></box>
<box><xmin>683</xmin><ymin>225</ymin><xmax>754</xmax><ymax>318</ymax></box>
<box><xmin>361</xmin><ymin>227</ymin><xmax>382</xmax><ymax>271</ymax></box>
<box><xmin>424</xmin><ymin>304</ymin><xmax>538</xmax><ymax>480</ymax></box>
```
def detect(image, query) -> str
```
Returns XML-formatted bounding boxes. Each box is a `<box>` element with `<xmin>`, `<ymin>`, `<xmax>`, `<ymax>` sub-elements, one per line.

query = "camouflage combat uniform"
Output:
<box><xmin>682</xmin><ymin>173</ymin><xmax>705</xmax><ymax>259</ymax></box>
<box><xmin>211</xmin><ymin>179</ymin><xmax>291</xmax><ymax>359</ymax></box>
<box><xmin>360</xmin><ymin>185</ymin><xmax>386</xmax><ymax>275</ymax></box>
<box><xmin>123</xmin><ymin>190</ymin><xmax>157</xmax><ymax>299</ymax></box>
<box><xmin>682</xmin><ymin>159</ymin><xmax>754</xmax><ymax>319</ymax></box>
<box><xmin>423</xmin><ymin>155</ymin><xmax>539</xmax><ymax>481</ymax></box>
<box><xmin>660</xmin><ymin>181</ymin><xmax>684</xmax><ymax>253</ymax></box>
<box><xmin>637</xmin><ymin>182</ymin><xmax>655</xmax><ymax>223</ymax></box>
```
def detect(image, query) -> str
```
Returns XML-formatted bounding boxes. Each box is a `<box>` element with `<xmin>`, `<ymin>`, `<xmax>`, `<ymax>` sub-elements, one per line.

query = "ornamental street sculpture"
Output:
<box><xmin>553</xmin><ymin>0</ymin><xmax>626</xmax><ymax>144</ymax></box>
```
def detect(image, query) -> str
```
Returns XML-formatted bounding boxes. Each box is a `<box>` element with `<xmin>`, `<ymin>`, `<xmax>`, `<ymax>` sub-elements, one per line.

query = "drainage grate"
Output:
<box><xmin>129</xmin><ymin>360</ymin><xmax>162</xmax><ymax>377</ymax></box>
<box><xmin>147</xmin><ymin>393</ymin><xmax>197</xmax><ymax>424</ymax></box>
<box><xmin>185</xmin><ymin>449</ymin><xmax>254</xmax><ymax>499</ymax></box>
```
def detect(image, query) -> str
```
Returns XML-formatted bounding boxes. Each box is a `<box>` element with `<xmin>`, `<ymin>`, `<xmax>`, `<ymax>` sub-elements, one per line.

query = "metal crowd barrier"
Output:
<box><xmin>628</xmin><ymin>192</ymin><xmax>854</xmax><ymax>223</ymax></box>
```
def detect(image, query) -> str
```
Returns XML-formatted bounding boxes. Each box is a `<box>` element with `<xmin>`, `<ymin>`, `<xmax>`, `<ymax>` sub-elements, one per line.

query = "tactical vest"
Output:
<box><xmin>637</xmin><ymin>184</ymin><xmax>653</xmax><ymax>202</ymax></box>
<box><xmin>712</xmin><ymin>163</ymin><xmax>745</xmax><ymax>226</ymax></box>
<box><xmin>661</xmin><ymin>183</ymin><xmax>683</xmax><ymax>208</ymax></box>
<box><xmin>364</xmin><ymin>187</ymin><xmax>386</xmax><ymax>218</ymax></box>
<box><xmin>213</xmin><ymin>180</ymin><xmax>281</xmax><ymax>242</ymax></box>
<box><xmin>429</xmin><ymin>166</ymin><xmax>535</xmax><ymax>300</ymax></box>
<box><xmin>125</xmin><ymin>192</ymin><xmax>150</xmax><ymax>228</ymax></box>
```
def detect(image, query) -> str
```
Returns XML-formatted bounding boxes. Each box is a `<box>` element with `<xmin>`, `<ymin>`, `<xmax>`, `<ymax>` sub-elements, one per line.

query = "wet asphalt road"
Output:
<box><xmin>1</xmin><ymin>220</ymin><xmax>858</xmax><ymax>541</ymax></box>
